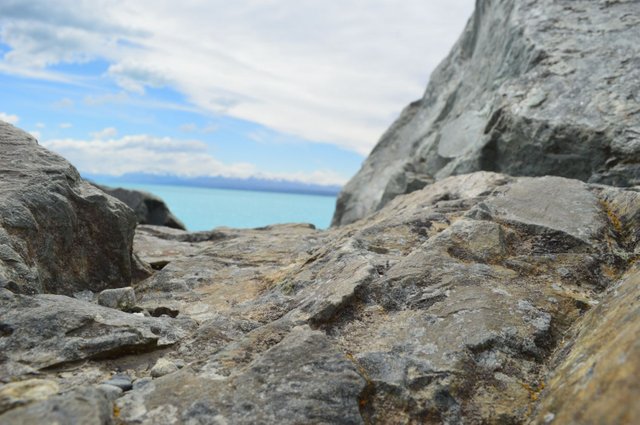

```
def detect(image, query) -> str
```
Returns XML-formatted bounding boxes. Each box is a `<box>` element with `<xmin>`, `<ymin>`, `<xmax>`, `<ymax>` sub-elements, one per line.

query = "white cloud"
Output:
<box><xmin>0</xmin><ymin>0</ymin><xmax>475</xmax><ymax>155</ymax></box>
<box><xmin>42</xmin><ymin>134</ymin><xmax>348</xmax><ymax>186</ymax></box>
<box><xmin>28</xmin><ymin>130</ymin><xmax>41</xmax><ymax>139</ymax></box>
<box><xmin>53</xmin><ymin>97</ymin><xmax>74</xmax><ymax>109</ymax></box>
<box><xmin>0</xmin><ymin>112</ymin><xmax>19</xmax><ymax>124</ymax></box>
<box><xmin>59</xmin><ymin>122</ymin><xmax>72</xmax><ymax>128</ymax></box>
<box><xmin>90</xmin><ymin>127</ymin><xmax>118</xmax><ymax>139</ymax></box>
<box><xmin>179</xmin><ymin>122</ymin><xmax>219</xmax><ymax>134</ymax></box>
<box><xmin>179</xmin><ymin>123</ymin><xmax>196</xmax><ymax>133</ymax></box>
<box><xmin>36</xmin><ymin>122</ymin><xmax>45</xmax><ymax>128</ymax></box>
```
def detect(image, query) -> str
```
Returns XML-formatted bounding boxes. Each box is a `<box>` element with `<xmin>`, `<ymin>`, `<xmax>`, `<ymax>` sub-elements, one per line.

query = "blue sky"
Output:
<box><xmin>0</xmin><ymin>1</ymin><xmax>474</xmax><ymax>186</ymax></box>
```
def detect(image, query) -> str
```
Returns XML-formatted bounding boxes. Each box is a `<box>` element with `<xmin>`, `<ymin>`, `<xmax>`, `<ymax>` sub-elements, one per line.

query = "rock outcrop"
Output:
<box><xmin>0</xmin><ymin>121</ymin><xmax>138</xmax><ymax>295</ymax></box>
<box><xmin>96</xmin><ymin>185</ymin><xmax>186</xmax><ymax>230</ymax></box>
<box><xmin>3</xmin><ymin>165</ymin><xmax>638</xmax><ymax>423</ymax></box>
<box><xmin>2</xmin><ymin>1</ymin><xmax>640</xmax><ymax>423</ymax></box>
<box><xmin>333</xmin><ymin>0</ymin><xmax>640</xmax><ymax>226</ymax></box>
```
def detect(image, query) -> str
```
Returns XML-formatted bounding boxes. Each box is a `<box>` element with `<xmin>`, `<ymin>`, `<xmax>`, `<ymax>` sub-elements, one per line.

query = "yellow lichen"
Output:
<box><xmin>599</xmin><ymin>199</ymin><xmax>624</xmax><ymax>236</ymax></box>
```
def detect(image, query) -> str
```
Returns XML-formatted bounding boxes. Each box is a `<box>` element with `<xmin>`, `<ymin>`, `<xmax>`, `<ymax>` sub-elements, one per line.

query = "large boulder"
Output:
<box><xmin>96</xmin><ymin>185</ymin><xmax>186</xmax><ymax>230</ymax></box>
<box><xmin>0</xmin><ymin>121</ymin><xmax>138</xmax><ymax>295</ymax></box>
<box><xmin>333</xmin><ymin>0</ymin><xmax>640</xmax><ymax>226</ymax></box>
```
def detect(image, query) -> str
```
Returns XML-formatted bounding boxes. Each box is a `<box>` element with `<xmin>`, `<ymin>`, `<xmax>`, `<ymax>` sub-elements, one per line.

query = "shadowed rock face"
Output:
<box><xmin>96</xmin><ymin>185</ymin><xmax>186</xmax><ymax>230</ymax></box>
<box><xmin>0</xmin><ymin>121</ymin><xmax>137</xmax><ymax>295</ymax></box>
<box><xmin>332</xmin><ymin>0</ymin><xmax>640</xmax><ymax>226</ymax></box>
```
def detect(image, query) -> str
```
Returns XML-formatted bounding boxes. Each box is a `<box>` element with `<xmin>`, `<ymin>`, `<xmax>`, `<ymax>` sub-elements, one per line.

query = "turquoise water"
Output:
<box><xmin>94</xmin><ymin>181</ymin><xmax>338</xmax><ymax>231</ymax></box>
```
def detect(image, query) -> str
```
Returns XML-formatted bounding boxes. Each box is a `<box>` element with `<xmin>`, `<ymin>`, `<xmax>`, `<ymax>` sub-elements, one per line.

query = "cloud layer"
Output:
<box><xmin>0</xmin><ymin>0</ymin><xmax>474</xmax><ymax>155</ymax></box>
<box><xmin>42</xmin><ymin>134</ymin><xmax>348</xmax><ymax>186</ymax></box>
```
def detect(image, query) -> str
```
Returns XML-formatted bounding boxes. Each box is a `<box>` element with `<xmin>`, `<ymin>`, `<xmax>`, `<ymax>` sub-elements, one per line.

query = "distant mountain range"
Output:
<box><xmin>84</xmin><ymin>173</ymin><xmax>342</xmax><ymax>197</ymax></box>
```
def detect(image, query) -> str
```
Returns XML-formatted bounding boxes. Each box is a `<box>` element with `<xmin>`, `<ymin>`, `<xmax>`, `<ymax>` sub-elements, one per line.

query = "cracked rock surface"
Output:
<box><xmin>4</xmin><ymin>170</ymin><xmax>634</xmax><ymax>424</ymax></box>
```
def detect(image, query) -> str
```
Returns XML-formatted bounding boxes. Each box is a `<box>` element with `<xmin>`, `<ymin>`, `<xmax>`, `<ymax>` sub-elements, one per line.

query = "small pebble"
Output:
<box><xmin>102</xmin><ymin>374</ymin><xmax>132</xmax><ymax>391</ymax></box>
<box><xmin>97</xmin><ymin>287</ymin><xmax>137</xmax><ymax>311</ymax></box>
<box><xmin>150</xmin><ymin>358</ymin><xmax>178</xmax><ymax>378</ymax></box>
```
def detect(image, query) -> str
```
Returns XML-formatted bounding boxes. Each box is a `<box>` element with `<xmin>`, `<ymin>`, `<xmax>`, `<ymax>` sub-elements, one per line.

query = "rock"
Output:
<box><xmin>132</xmin><ymin>223</ymin><xmax>325</xmax><ymax>324</ymax></box>
<box><xmin>97</xmin><ymin>287</ymin><xmax>137</xmax><ymax>311</ymax></box>
<box><xmin>1</xmin><ymin>2</ymin><xmax>640</xmax><ymax>420</ymax></box>
<box><xmin>0</xmin><ymin>289</ymin><xmax>197</xmax><ymax>379</ymax></box>
<box><xmin>0</xmin><ymin>387</ymin><xmax>114</xmax><ymax>425</ymax></box>
<box><xmin>0</xmin><ymin>120</ymin><xmax>138</xmax><ymax>295</ymax></box>
<box><xmin>95</xmin><ymin>384</ymin><xmax>123</xmax><ymax>402</ymax></box>
<box><xmin>102</xmin><ymin>375</ymin><xmax>132</xmax><ymax>392</ymax></box>
<box><xmin>96</xmin><ymin>185</ymin><xmax>186</xmax><ymax>230</ymax></box>
<box><xmin>332</xmin><ymin>0</ymin><xmax>640</xmax><ymax>226</ymax></box>
<box><xmin>0</xmin><ymin>170</ymin><xmax>638</xmax><ymax>423</ymax></box>
<box><xmin>116</xmin><ymin>327</ymin><xmax>366</xmax><ymax>425</ymax></box>
<box><xmin>150</xmin><ymin>358</ymin><xmax>178</xmax><ymax>378</ymax></box>
<box><xmin>0</xmin><ymin>379</ymin><xmax>59</xmax><ymax>414</ymax></box>
<box><xmin>532</xmin><ymin>265</ymin><xmax>640</xmax><ymax>424</ymax></box>
<box><xmin>102</xmin><ymin>172</ymin><xmax>638</xmax><ymax>424</ymax></box>
<box><xmin>132</xmin><ymin>378</ymin><xmax>153</xmax><ymax>391</ymax></box>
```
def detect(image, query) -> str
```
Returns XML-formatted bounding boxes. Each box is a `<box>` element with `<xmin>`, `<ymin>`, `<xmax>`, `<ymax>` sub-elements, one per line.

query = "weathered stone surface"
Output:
<box><xmin>116</xmin><ymin>327</ymin><xmax>366</xmax><ymax>425</ymax></box>
<box><xmin>102</xmin><ymin>375</ymin><xmax>133</xmax><ymax>392</ymax></box>
<box><xmin>1</xmin><ymin>10</ymin><xmax>639</xmax><ymax>417</ymax></box>
<box><xmin>75</xmin><ymin>171</ymin><xmax>634</xmax><ymax>424</ymax></box>
<box><xmin>0</xmin><ymin>289</ymin><xmax>196</xmax><ymax>380</ymax></box>
<box><xmin>133</xmin><ymin>223</ymin><xmax>326</xmax><ymax>324</ymax></box>
<box><xmin>95</xmin><ymin>384</ymin><xmax>123</xmax><ymax>402</ymax></box>
<box><xmin>97</xmin><ymin>185</ymin><xmax>186</xmax><ymax>230</ymax></box>
<box><xmin>0</xmin><ymin>120</ymin><xmax>137</xmax><ymax>295</ymax></box>
<box><xmin>0</xmin><ymin>387</ymin><xmax>114</xmax><ymax>425</ymax></box>
<box><xmin>150</xmin><ymin>358</ymin><xmax>178</xmax><ymax>378</ymax></box>
<box><xmin>333</xmin><ymin>0</ymin><xmax>640</xmax><ymax>226</ymax></box>
<box><xmin>97</xmin><ymin>287</ymin><xmax>137</xmax><ymax>311</ymax></box>
<box><xmin>0</xmin><ymin>169</ymin><xmax>637</xmax><ymax>423</ymax></box>
<box><xmin>0</xmin><ymin>379</ymin><xmax>59</xmax><ymax>414</ymax></box>
<box><xmin>532</xmin><ymin>265</ymin><xmax>640</xmax><ymax>425</ymax></box>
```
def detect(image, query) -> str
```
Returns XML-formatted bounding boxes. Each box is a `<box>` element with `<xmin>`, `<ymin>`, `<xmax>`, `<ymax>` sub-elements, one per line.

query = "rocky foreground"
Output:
<box><xmin>2</xmin><ymin>0</ymin><xmax>640</xmax><ymax>424</ymax></box>
<box><xmin>1</xmin><ymin>120</ymin><xmax>639</xmax><ymax>424</ymax></box>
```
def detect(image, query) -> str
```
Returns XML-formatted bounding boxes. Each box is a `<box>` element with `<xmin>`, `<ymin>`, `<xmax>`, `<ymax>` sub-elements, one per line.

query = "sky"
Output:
<box><xmin>0</xmin><ymin>0</ymin><xmax>474</xmax><ymax>187</ymax></box>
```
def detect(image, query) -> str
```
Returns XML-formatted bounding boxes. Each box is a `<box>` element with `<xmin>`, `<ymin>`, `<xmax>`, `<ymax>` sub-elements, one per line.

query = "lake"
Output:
<box><xmin>92</xmin><ymin>181</ymin><xmax>338</xmax><ymax>231</ymax></box>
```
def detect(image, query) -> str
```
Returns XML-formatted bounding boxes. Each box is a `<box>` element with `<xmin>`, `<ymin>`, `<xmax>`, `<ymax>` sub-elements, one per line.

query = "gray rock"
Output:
<box><xmin>95</xmin><ymin>384</ymin><xmax>123</xmax><ymax>402</ymax></box>
<box><xmin>532</xmin><ymin>265</ymin><xmax>640</xmax><ymax>425</ymax></box>
<box><xmin>1</xmin><ymin>170</ymin><xmax>638</xmax><ymax>423</ymax></box>
<box><xmin>0</xmin><ymin>387</ymin><xmax>114</xmax><ymax>425</ymax></box>
<box><xmin>97</xmin><ymin>287</ymin><xmax>137</xmax><ymax>311</ymax></box>
<box><xmin>110</xmin><ymin>171</ymin><xmax>639</xmax><ymax>424</ymax></box>
<box><xmin>0</xmin><ymin>120</ymin><xmax>138</xmax><ymax>295</ymax></box>
<box><xmin>102</xmin><ymin>375</ymin><xmax>132</xmax><ymax>392</ymax></box>
<box><xmin>332</xmin><ymin>0</ymin><xmax>640</xmax><ymax>226</ymax></box>
<box><xmin>132</xmin><ymin>378</ymin><xmax>153</xmax><ymax>391</ymax></box>
<box><xmin>0</xmin><ymin>379</ymin><xmax>59</xmax><ymax>414</ymax></box>
<box><xmin>116</xmin><ymin>327</ymin><xmax>366</xmax><ymax>425</ymax></box>
<box><xmin>0</xmin><ymin>289</ymin><xmax>197</xmax><ymax>379</ymax></box>
<box><xmin>97</xmin><ymin>185</ymin><xmax>186</xmax><ymax>230</ymax></box>
<box><xmin>150</xmin><ymin>358</ymin><xmax>178</xmax><ymax>378</ymax></box>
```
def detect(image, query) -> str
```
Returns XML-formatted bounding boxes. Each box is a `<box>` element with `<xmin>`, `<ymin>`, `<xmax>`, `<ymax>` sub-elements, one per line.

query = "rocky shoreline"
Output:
<box><xmin>1</xmin><ymin>0</ymin><xmax>639</xmax><ymax>424</ymax></box>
